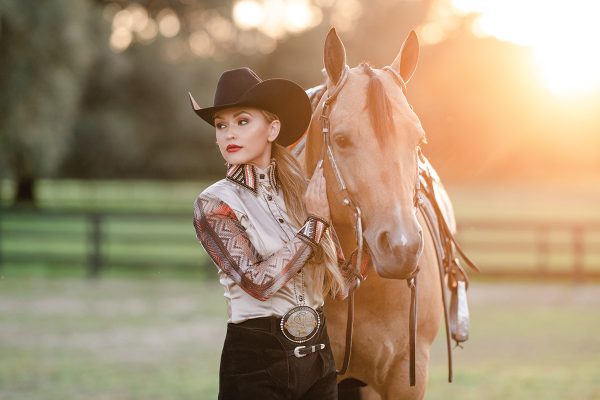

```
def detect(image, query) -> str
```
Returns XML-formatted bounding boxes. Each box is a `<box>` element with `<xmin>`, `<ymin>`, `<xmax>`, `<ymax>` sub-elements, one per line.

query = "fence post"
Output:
<box><xmin>572</xmin><ymin>226</ymin><xmax>584</xmax><ymax>283</ymax></box>
<box><xmin>0</xmin><ymin>211</ymin><xmax>3</xmax><ymax>273</ymax></box>
<box><xmin>87</xmin><ymin>213</ymin><xmax>103</xmax><ymax>279</ymax></box>
<box><xmin>536</xmin><ymin>225</ymin><xmax>548</xmax><ymax>273</ymax></box>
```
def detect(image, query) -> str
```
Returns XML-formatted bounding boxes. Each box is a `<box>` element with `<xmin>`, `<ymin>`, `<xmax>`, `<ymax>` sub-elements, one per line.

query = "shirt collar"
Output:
<box><xmin>226</xmin><ymin>158</ymin><xmax>279</xmax><ymax>194</ymax></box>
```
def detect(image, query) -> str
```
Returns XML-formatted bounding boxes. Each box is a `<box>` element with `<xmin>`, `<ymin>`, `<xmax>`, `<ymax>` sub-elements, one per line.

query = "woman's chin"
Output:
<box><xmin>223</xmin><ymin>152</ymin><xmax>247</xmax><ymax>165</ymax></box>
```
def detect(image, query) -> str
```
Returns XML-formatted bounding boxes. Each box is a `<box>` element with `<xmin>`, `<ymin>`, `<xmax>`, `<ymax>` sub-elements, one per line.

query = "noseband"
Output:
<box><xmin>317</xmin><ymin>65</ymin><xmax>422</xmax><ymax>383</ymax></box>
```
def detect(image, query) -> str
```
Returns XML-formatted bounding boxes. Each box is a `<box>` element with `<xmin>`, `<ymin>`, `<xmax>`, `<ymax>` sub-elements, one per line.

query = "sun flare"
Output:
<box><xmin>452</xmin><ymin>0</ymin><xmax>600</xmax><ymax>96</ymax></box>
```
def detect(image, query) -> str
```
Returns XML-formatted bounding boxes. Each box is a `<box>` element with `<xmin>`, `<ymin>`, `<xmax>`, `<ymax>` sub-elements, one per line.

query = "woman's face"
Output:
<box><xmin>214</xmin><ymin>107</ymin><xmax>280</xmax><ymax>168</ymax></box>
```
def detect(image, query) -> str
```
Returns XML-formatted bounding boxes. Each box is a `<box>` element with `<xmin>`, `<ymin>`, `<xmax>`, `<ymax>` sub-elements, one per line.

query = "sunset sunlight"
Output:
<box><xmin>452</xmin><ymin>0</ymin><xmax>600</xmax><ymax>96</ymax></box>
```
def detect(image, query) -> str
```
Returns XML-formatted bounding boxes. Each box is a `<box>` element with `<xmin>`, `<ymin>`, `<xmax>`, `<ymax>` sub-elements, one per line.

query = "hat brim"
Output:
<box><xmin>190</xmin><ymin>79</ymin><xmax>312</xmax><ymax>147</ymax></box>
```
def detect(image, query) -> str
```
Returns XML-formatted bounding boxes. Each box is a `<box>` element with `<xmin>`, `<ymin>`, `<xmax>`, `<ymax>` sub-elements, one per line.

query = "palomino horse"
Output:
<box><xmin>295</xmin><ymin>28</ymin><xmax>458</xmax><ymax>399</ymax></box>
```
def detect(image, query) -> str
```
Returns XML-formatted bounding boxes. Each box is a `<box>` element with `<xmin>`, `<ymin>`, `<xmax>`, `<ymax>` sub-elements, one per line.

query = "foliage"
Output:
<box><xmin>57</xmin><ymin>0</ymin><xmax>432</xmax><ymax>180</ymax></box>
<box><xmin>60</xmin><ymin>41</ymin><xmax>225</xmax><ymax>179</ymax></box>
<box><xmin>2</xmin><ymin>0</ymin><xmax>600</xmax><ymax>187</ymax></box>
<box><xmin>0</xmin><ymin>0</ymin><xmax>101</xmax><ymax>179</ymax></box>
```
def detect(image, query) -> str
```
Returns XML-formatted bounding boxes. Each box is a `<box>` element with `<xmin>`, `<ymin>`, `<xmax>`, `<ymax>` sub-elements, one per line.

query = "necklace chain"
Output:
<box><xmin>292</xmin><ymin>270</ymin><xmax>306</xmax><ymax>305</ymax></box>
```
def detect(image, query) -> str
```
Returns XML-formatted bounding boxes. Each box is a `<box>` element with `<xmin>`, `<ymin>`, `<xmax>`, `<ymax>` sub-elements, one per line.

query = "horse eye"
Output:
<box><xmin>334</xmin><ymin>135</ymin><xmax>351</xmax><ymax>148</ymax></box>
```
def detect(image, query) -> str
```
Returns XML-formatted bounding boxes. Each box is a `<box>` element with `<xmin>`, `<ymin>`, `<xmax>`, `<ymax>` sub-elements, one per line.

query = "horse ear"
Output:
<box><xmin>323</xmin><ymin>27</ymin><xmax>347</xmax><ymax>87</ymax></box>
<box><xmin>390</xmin><ymin>30</ymin><xmax>419</xmax><ymax>83</ymax></box>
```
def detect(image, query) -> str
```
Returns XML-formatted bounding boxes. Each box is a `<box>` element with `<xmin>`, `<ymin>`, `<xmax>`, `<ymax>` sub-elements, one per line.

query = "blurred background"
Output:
<box><xmin>0</xmin><ymin>0</ymin><xmax>599</xmax><ymax>399</ymax></box>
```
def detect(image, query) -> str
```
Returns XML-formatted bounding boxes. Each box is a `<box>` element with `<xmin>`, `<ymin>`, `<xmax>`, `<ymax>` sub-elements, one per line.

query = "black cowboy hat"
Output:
<box><xmin>188</xmin><ymin>67</ymin><xmax>312</xmax><ymax>147</ymax></box>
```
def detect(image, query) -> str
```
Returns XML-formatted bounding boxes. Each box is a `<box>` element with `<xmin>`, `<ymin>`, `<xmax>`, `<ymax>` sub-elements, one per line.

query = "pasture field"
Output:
<box><xmin>0</xmin><ymin>278</ymin><xmax>598</xmax><ymax>400</ymax></box>
<box><xmin>2</xmin><ymin>178</ymin><xmax>600</xmax><ymax>279</ymax></box>
<box><xmin>1</xmin><ymin>178</ymin><xmax>600</xmax><ymax>398</ymax></box>
<box><xmin>3</xmin><ymin>177</ymin><xmax>600</xmax><ymax>218</ymax></box>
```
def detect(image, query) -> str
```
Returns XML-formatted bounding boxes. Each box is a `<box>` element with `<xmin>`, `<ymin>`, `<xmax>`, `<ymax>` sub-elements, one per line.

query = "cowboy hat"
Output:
<box><xmin>188</xmin><ymin>67</ymin><xmax>312</xmax><ymax>147</ymax></box>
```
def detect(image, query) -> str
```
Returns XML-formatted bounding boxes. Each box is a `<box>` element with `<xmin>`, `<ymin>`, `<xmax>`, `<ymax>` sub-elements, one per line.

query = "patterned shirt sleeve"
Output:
<box><xmin>193</xmin><ymin>194</ymin><xmax>330</xmax><ymax>301</ymax></box>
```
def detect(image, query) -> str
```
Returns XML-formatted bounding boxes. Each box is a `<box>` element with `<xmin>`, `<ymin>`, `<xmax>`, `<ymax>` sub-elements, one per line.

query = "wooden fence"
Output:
<box><xmin>0</xmin><ymin>208</ymin><xmax>200</xmax><ymax>277</ymax></box>
<box><xmin>1</xmin><ymin>208</ymin><xmax>599</xmax><ymax>280</ymax></box>
<box><xmin>455</xmin><ymin>219</ymin><xmax>600</xmax><ymax>280</ymax></box>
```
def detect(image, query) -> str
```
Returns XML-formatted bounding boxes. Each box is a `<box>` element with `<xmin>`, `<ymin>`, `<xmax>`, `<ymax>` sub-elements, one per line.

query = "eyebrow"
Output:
<box><xmin>214</xmin><ymin>110</ymin><xmax>252</xmax><ymax>120</ymax></box>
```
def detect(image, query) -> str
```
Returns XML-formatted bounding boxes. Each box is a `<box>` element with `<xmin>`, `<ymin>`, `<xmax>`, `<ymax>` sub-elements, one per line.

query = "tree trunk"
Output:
<box><xmin>12</xmin><ymin>151</ymin><xmax>37</xmax><ymax>207</ymax></box>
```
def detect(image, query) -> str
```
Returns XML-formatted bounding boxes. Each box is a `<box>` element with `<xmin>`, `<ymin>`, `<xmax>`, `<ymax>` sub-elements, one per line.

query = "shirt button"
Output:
<box><xmin>278</xmin><ymin>218</ymin><xmax>285</xmax><ymax>223</ymax></box>
<box><xmin>259</xmin><ymin>174</ymin><xmax>265</xmax><ymax>179</ymax></box>
<box><xmin>267</xmin><ymin>195</ymin><xmax>273</xmax><ymax>201</ymax></box>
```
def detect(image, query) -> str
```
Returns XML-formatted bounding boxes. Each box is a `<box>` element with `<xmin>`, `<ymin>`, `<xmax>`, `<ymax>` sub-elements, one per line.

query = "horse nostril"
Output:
<box><xmin>376</xmin><ymin>229</ymin><xmax>422</xmax><ymax>258</ymax></box>
<box><xmin>377</xmin><ymin>230</ymin><xmax>391</xmax><ymax>254</ymax></box>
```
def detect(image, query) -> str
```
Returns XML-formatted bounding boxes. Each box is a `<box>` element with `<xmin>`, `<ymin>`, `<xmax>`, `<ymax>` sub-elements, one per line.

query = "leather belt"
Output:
<box><xmin>236</xmin><ymin>309</ymin><xmax>327</xmax><ymax>359</ymax></box>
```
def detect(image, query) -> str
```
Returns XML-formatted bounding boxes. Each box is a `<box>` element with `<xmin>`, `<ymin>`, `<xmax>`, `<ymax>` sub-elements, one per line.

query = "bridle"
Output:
<box><xmin>318</xmin><ymin>65</ymin><xmax>365</xmax><ymax>288</ymax></box>
<box><xmin>317</xmin><ymin>64</ymin><xmax>423</xmax><ymax>385</ymax></box>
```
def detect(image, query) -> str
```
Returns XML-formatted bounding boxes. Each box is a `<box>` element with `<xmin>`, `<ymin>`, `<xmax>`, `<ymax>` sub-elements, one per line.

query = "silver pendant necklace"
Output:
<box><xmin>280</xmin><ymin>270</ymin><xmax>320</xmax><ymax>343</ymax></box>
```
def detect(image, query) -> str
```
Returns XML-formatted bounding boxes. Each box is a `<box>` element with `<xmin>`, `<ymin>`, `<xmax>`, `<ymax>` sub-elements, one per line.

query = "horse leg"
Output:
<box><xmin>359</xmin><ymin>385</ymin><xmax>381</xmax><ymax>400</ymax></box>
<box><xmin>377</xmin><ymin>346</ymin><xmax>431</xmax><ymax>400</ymax></box>
<box><xmin>338</xmin><ymin>378</ymin><xmax>369</xmax><ymax>400</ymax></box>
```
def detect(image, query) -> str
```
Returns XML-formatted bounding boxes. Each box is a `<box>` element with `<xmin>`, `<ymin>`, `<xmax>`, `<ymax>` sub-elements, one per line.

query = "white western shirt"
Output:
<box><xmin>193</xmin><ymin>159</ymin><xmax>331</xmax><ymax>323</ymax></box>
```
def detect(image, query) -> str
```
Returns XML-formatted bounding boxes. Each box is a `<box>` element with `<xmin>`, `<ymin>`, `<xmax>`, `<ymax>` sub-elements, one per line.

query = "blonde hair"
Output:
<box><xmin>261</xmin><ymin>109</ymin><xmax>345</xmax><ymax>298</ymax></box>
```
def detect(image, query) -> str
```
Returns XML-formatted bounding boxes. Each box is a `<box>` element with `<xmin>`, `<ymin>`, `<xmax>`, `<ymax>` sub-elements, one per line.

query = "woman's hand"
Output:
<box><xmin>304</xmin><ymin>161</ymin><xmax>330</xmax><ymax>222</ymax></box>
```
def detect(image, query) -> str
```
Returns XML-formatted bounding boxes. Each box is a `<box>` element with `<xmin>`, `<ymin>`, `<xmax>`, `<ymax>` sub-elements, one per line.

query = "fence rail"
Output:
<box><xmin>0</xmin><ymin>208</ymin><xmax>200</xmax><ymax>277</ymax></box>
<box><xmin>1</xmin><ymin>208</ymin><xmax>599</xmax><ymax>280</ymax></box>
<box><xmin>456</xmin><ymin>219</ymin><xmax>600</xmax><ymax>281</ymax></box>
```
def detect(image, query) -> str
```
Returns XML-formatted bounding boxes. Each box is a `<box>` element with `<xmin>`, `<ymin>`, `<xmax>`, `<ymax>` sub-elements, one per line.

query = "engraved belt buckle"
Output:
<box><xmin>280</xmin><ymin>305</ymin><xmax>321</xmax><ymax>343</ymax></box>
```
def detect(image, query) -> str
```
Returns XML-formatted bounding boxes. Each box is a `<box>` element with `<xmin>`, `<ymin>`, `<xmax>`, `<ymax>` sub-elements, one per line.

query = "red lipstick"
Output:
<box><xmin>226</xmin><ymin>144</ymin><xmax>242</xmax><ymax>153</ymax></box>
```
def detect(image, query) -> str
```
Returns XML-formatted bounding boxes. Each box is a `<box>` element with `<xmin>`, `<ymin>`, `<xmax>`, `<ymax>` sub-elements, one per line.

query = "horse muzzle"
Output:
<box><xmin>369</xmin><ymin>228</ymin><xmax>423</xmax><ymax>280</ymax></box>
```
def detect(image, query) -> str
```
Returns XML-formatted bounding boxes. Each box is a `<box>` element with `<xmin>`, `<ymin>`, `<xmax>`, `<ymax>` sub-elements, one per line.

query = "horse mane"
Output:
<box><xmin>360</xmin><ymin>62</ymin><xmax>395</xmax><ymax>147</ymax></box>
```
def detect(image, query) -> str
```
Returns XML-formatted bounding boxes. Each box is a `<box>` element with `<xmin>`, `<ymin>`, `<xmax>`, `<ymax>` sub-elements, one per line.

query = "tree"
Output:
<box><xmin>0</xmin><ymin>0</ymin><xmax>99</xmax><ymax>206</ymax></box>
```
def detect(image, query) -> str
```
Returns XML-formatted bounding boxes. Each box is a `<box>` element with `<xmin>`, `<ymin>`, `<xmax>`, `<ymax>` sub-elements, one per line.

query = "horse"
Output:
<box><xmin>293</xmin><ymin>28</ymin><xmax>458</xmax><ymax>399</ymax></box>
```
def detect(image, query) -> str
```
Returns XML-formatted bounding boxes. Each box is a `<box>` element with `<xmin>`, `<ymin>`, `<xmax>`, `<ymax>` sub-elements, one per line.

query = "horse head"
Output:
<box><xmin>306</xmin><ymin>28</ymin><xmax>427</xmax><ymax>280</ymax></box>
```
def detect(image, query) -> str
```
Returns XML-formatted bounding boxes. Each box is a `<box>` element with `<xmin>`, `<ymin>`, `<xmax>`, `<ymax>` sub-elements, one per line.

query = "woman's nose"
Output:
<box><xmin>225</xmin><ymin>129</ymin><xmax>236</xmax><ymax>140</ymax></box>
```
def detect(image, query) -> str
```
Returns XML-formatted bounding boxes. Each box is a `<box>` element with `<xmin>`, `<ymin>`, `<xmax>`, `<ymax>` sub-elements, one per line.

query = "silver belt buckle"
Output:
<box><xmin>293</xmin><ymin>344</ymin><xmax>325</xmax><ymax>358</ymax></box>
<box><xmin>293</xmin><ymin>346</ymin><xmax>307</xmax><ymax>358</ymax></box>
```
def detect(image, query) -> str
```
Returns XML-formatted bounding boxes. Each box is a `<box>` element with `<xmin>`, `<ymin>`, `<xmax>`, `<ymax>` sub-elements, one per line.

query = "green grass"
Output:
<box><xmin>3</xmin><ymin>178</ymin><xmax>600</xmax><ymax>279</ymax></box>
<box><xmin>1</xmin><ymin>179</ymin><xmax>599</xmax><ymax>398</ymax></box>
<box><xmin>0</xmin><ymin>179</ymin><xmax>208</xmax><ymax>212</ymax></box>
<box><xmin>0</xmin><ymin>279</ymin><xmax>598</xmax><ymax>399</ymax></box>
<box><xmin>426</xmin><ymin>283</ymin><xmax>600</xmax><ymax>399</ymax></box>
<box><xmin>3</xmin><ymin>177</ymin><xmax>600</xmax><ymax>217</ymax></box>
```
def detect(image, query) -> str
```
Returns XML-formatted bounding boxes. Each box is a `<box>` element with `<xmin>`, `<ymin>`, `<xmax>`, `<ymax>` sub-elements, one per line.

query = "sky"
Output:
<box><xmin>449</xmin><ymin>0</ymin><xmax>600</xmax><ymax>96</ymax></box>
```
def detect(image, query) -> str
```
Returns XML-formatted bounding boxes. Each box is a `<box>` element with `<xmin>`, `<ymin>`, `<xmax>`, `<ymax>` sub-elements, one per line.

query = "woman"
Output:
<box><xmin>190</xmin><ymin>67</ymin><xmax>363</xmax><ymax>400</ymax></box>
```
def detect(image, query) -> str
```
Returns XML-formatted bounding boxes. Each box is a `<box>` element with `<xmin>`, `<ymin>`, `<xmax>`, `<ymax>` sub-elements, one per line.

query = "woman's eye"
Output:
<box><xmin>334</xmin><ymin>135</ymin><xmax>351</xmax><ymax>148</ymax></box>
<box><xmin>216</xmin><ymin>122</ymin><xmax>226</xmax><ymax>129</ymax></box>
<box><xmin>238</xmin><ymin>119</ymin><xmax>249</xmax><ymax>125</ymax></box>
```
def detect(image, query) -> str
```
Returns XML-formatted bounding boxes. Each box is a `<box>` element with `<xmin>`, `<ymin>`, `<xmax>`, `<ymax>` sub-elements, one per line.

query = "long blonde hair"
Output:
<box><xmin>263</xmin><ymin>110</ymin><xmax>345</xmax><ymax>298</ymax></box>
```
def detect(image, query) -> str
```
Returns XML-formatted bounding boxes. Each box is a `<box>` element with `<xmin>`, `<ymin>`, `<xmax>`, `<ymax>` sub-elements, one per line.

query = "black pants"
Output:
<box><xmin>218</xmin><ymin>313</ymin><xmax>337</xmax><ymax>400</ymax></box>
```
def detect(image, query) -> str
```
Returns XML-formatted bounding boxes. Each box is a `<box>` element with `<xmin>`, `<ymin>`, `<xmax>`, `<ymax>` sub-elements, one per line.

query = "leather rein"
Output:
<box><xmin>316</xmin><ymin>65</ymin><xmax>422</xmax><ymax>384</ymax></box>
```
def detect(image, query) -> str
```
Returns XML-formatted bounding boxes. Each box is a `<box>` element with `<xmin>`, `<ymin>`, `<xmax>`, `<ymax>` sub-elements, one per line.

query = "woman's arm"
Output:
<box><xmin>193</xmin><ymin>194</ymin><xmax>329</xmax><ymax>301</ymax></box>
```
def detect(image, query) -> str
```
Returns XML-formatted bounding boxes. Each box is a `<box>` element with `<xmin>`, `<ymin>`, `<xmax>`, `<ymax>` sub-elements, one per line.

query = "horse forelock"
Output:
<box><xmin>359</xmin><ymin>62</ymin><xmax>396</xmax><ymax>147</ymax></box>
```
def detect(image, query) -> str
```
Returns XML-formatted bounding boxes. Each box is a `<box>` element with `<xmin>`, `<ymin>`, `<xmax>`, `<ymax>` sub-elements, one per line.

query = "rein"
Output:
<box><xmin>316</xmin><ymin>64</ymin><xmax>421</xmax><ymax>381</ymax></box>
